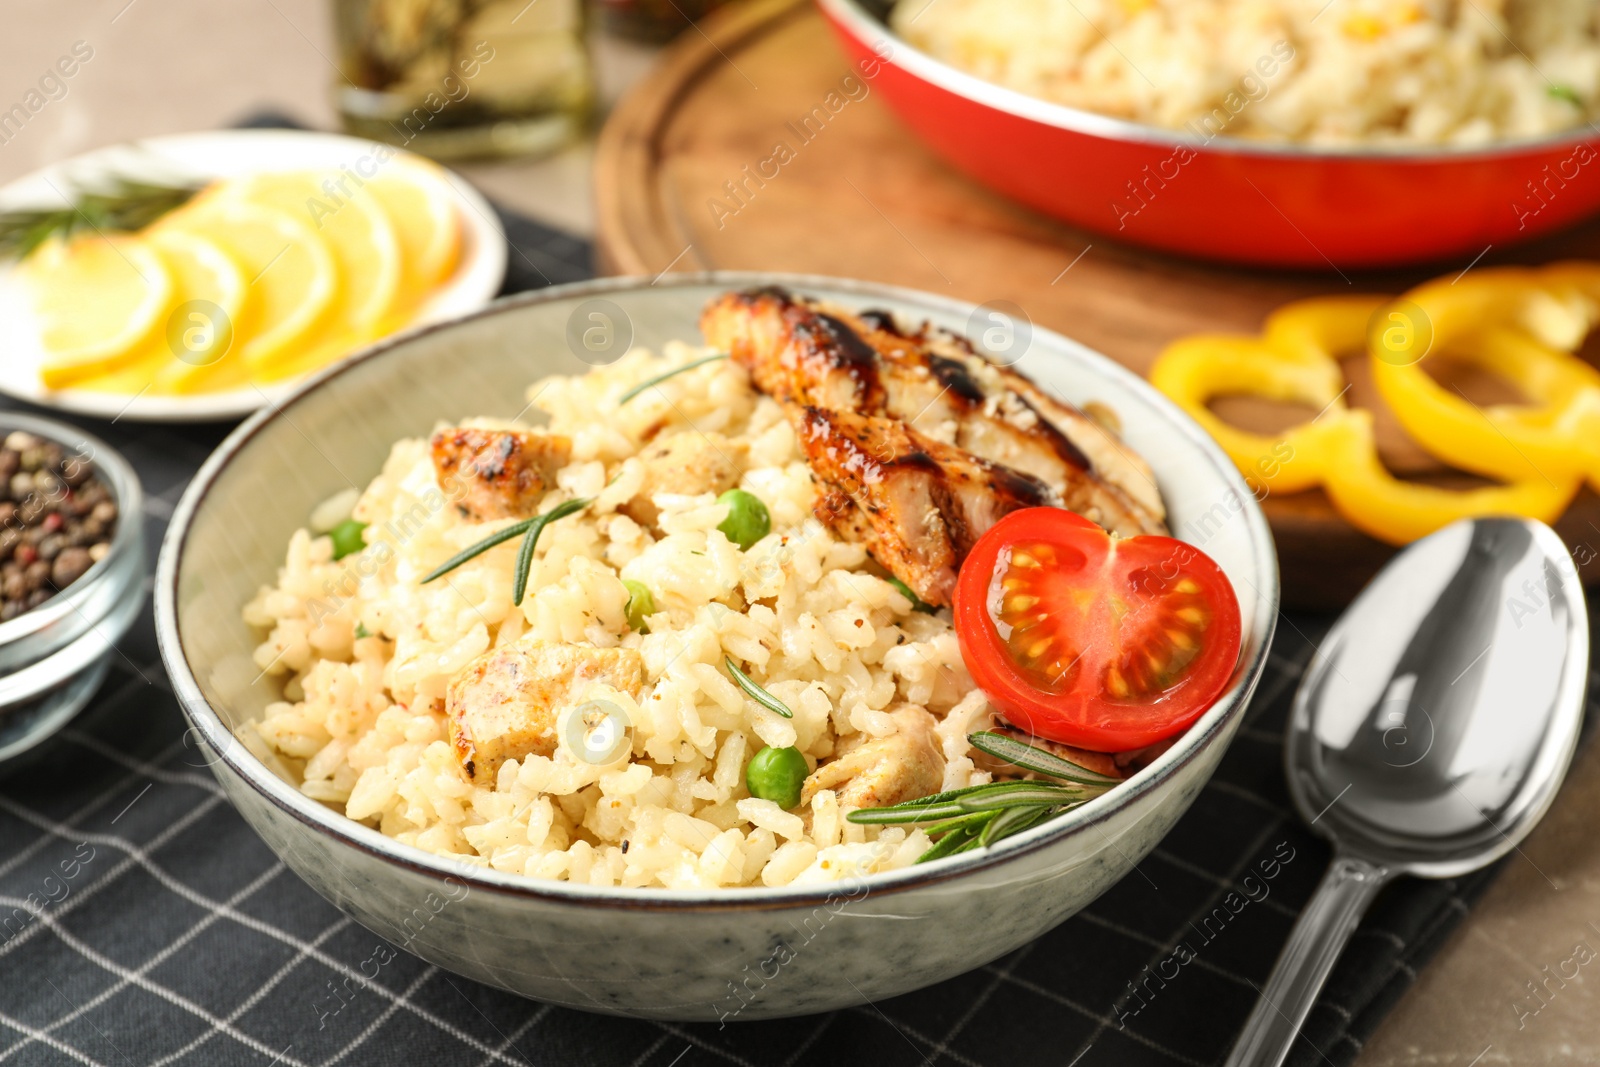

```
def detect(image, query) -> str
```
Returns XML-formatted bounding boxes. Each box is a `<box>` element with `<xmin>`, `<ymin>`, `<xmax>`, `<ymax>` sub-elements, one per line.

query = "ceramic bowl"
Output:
<box><xmin>156</xmin><ymin>273</ymin><xmax>1278</xmax><ymax>1020</ymax></box>
<box><xmin>0</xmin><ymin>413</ymin><xmax>145</xmax><ymax>763</ymax></box>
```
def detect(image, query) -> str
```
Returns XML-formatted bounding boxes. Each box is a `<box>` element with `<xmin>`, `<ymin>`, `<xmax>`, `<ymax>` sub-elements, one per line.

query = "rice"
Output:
<box><xmin>241</xmin><ymin>342</ymin><xmax>998</xmax><ymax>889</ymax></box>
<box><xmin>892</xmin><ymin>0</ymin><xmax>1600</xmax><ymax>146</ymax></box>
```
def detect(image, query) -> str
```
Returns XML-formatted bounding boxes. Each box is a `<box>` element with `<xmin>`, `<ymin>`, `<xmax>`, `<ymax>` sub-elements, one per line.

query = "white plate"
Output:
<box><xmin>0</xmin><ymin>129</ymin><xmax>507</xmax><ymax>423</ymax></box>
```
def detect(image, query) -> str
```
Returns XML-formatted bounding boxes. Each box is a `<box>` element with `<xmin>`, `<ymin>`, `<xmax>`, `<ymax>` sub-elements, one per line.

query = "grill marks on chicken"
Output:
<box><xmin>431</xmin><ymin>427</ymin><xmax>571</xmax><ymax>522</ymax></box>
<box><xmin>796</xmin><ymin>406</ymin><xmax>1055</xmax><ymax>607</ymax></box>
<box><xmin>700</xmin><ymin>287</ymin><xmax>1166</xmax><ymax>606</ymax></box>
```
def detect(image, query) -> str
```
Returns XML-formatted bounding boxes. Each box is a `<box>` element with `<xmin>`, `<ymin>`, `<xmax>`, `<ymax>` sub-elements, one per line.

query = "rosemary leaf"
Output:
<box><xmin>968</xmin><ymin>731</ymin><xmax>1122</xmax><ymax>787</ymax></box>
<box><xmin>848</xmin><ymin>779</ymin><xmax>1074</xmax><ymax>815</ymax></box>
<box><xmin>916</xmin><ymin>818</ymin><xmax>993</xmax><ymax>863</ymax></box>
<box><xmin>1549</xmin><ymin>83</ymin><xmax>1584</xmax><ymax>107</ymax></box>
<box><xmin>956</xmin><ymin>784</ymin><xmax>1089</xmax><ymax>813</ymax></box>
<box><xmin>844</xmin><ymin>780</ymin><xmax>1084</xmax><ymax>825</ymax></box>
<box><xmin>853</xmin><ymin>785</ymin><xmax>979</xmax><ymax>811</ymax></box>
<box><xmin>918</xmin><ymin>810</ymin><xmax>999</xmax><ymax>838</ymax></box>
<box><xmin>979</xmin><ymin>804</ymin><xmax>1053</xmax><ymax>848</ymax></box>
<box><xmin>846</xmin><ymin>801</ymin><xmax>968</xmax><ymax>826</ymax></box>
<box><xmin>887</xmin><ymin>576</ymin><xmax>937</xmax><ymax>614</ymax></box>
<box><xmin>511</xmin><ymin>497</ymin><xmax>592</xmax><ymax>606</ymax></box>
<box><xmin>420</xmin><ymin>517</ymin><xmax>537</xmax><ymax>585</ymax></box>
<box><xmin>419</xmin><ymin>497</ymin><xmax>589</xmax><ymax>589</ymax></box>
<box><xmin>617</xmin><ymin>354</ymin><xmax>730</xmax><ymax>405</ymax></box>
<box><xmin>512</xmin><ymin>524</ymin><xmax>540</xmax><ymax>607</ymax></box>
<box><xmin>725</xmin><ymin>655</ymin><xmax>793</xmax><ymax>718</ymax></box>
<box><xmin>0</xmin><ymin>177</ymin><xmax>200</xmax><ymax>261</ymax></box>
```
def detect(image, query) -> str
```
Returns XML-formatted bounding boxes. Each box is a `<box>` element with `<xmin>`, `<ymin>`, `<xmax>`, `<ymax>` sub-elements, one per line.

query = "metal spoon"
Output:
<box><xmin>1224</xmin><ymin>517</ymin><xmax>1589</xmax><ymax>1067</ymax></box>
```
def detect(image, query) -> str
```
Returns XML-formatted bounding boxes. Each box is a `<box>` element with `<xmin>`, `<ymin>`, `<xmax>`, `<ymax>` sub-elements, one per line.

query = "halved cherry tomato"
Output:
<box><xmin>953</xmin><ymin>508</ymin><xmax>1242</xmax><ymax>752</ymax></box>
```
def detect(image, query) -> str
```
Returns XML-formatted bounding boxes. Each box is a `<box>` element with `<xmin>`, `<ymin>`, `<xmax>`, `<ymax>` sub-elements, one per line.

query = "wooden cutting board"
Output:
<box><xmin>592</xmin><ymin>0</ymin><xmax>1600</xmax><ymax>609</ymax></box>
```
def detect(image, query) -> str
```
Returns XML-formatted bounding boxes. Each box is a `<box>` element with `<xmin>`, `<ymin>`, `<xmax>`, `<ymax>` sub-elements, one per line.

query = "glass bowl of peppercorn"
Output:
<box><xmin>0</xmin><ymin>414</ymin><xmax>143</xmax><ymax>762</ymax></box>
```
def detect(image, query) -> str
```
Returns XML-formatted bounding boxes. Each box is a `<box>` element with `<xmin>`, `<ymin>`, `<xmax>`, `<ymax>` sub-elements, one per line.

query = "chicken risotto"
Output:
<box><xmin>891</xmin><ymin>0</ymin><xmax>1600</xmax><ymax>147</ymax></box>
<box><xmin>242</xmin><ymin>289</ymin><xmax>1185</xmax><ymax>890</ymax></box>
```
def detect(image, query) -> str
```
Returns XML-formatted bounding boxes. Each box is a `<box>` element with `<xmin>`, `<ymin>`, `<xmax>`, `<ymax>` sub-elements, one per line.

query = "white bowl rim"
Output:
<box><xmin>820</xmin><ymin>0</ymin><xmax>1600</xmax><ymax>163</ymax></box>
<box><xmin>155</xmin><ymin>270</ymin><xmax>1280</xmax><ymax>911</ymax></box>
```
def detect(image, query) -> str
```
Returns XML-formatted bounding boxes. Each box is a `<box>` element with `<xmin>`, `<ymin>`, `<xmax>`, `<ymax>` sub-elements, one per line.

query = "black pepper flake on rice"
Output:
<box><xmin>0</xmin><ymin>431</ymin><xmax>117</xmax><ymax>622</ymax></box>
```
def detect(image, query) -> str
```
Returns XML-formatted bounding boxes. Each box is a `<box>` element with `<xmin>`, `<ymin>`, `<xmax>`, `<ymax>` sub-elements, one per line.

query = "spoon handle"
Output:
<box><xmin>1223</xmin><ymin>854</ymin><xmax>1391</xmax><ymax>1067</ymax></box>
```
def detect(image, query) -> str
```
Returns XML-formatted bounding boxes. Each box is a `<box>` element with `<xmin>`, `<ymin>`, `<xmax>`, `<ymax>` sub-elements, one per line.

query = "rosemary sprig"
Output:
<box><xmin>420</xmin><ymin>497</ymin><xmax>590</xmax><ymax>599</ymax></box>
<box><xmin>725</xmin><ymin>654</ymin><xmax>794</xmax><ymax>718</ymax></box>
<box><xmin>511</xmin><ymin>497</ymin><xmax>590</xmax><ymax>606</ymax></box>
<box><xmin>616</xmin><ymin>353</ymin><xmax>730</xmax><ymax>405</ymax></box>
<box><xmin>420</xmin><ymin>518</ymin><xmax>536</xmax><ymax>584</ymax></box>
<box><xmin>967</xmin><ymin>730</ymin><xmax>1121</xmax><ymax>787</ymax></box>
<box><xmin>0</xmin><ymin>176</ymin><xmax>201</xmax><ymax>261</ymax></box>
<box><xmin>845</xmin><ymin>780</ymin><xmax>1093</xmax><ymax>825</ymax></box>
<box><xmin>846</xmin><ymin>732</ymin><xmax>1121</xmax><ymax>862</ymax></box>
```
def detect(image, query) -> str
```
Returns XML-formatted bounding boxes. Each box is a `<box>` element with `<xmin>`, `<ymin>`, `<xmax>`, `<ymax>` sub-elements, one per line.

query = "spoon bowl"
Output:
<box><xmin>1228</xmin><ymin>517</ymin><xmax>1589</xmax><ymax>1067</ymax></box>
<box><xmin>1290</xmin><ymin>517</ymin><xmax>1589</xmax><ymax>877</ymax></box>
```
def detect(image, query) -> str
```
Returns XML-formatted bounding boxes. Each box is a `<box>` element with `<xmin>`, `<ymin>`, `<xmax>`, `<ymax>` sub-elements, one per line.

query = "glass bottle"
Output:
<box><xmin>592</xmin><ymin>0</ymin><xmax>737</xmax><ymax>42</ymax></box>
<box><xmin>332</xmin><ymin>0</ymin><xmax>594</xmax><ymax>160</ymax></box>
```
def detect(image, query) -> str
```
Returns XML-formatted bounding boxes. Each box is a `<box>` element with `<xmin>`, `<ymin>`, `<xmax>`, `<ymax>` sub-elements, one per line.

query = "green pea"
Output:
<box><xmin>329</xmin><ymin>519</ymin><xmax>367</xmax><ymax>560</ymax></box>
<box><xmin>745</xmin><ymin>745</ymin><xmax>808</xmax><ymax>810</ymax></box>
<box><xmin>354</xmin><ymin>622</ymin><xmax>372</xmax><ymax>640</ymax></box>
<box><xmin>716</xmin><ymin>489</ymin><xmax>770</xmax><ymax>551</ymax></box>
<box><xmin>623</xmin><ymin>579</ymin><xmax>655</xmax><ymax>633</ymax></box>
<box><xmin>887</xmin><ymin>576</ymin><xmax>936</xmax><ymax>614</ymax></box>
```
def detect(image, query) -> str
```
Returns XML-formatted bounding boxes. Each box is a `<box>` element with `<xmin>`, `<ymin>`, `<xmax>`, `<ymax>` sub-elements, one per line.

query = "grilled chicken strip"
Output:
<box><xmin>795</xmin><ymin>405</ymin><xmax>1057</xmax><ymax>606</ymax></box>
<box><xmin>432</xmin><ymin>427</ymin><xmax>571</xmax><ymax>522</ymax></box>
<box><xmin>700</xmin><ymin>287</ymin><xmax>1165</xmax><ymax>605</ymax></box>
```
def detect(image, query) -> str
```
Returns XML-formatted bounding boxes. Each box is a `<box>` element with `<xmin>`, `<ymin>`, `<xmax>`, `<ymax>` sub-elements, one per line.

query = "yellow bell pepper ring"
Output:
<box><xmin>1150</xmin><ymin>292</ymin><xmax>1587</xmax><ymax>546</ymax></box>
<box><xmin>1147</xmin><ymin>334</ymin><xmax>1338</xmax><ymax>495</ymax></box>
<box><xmin>1370</xmin><ymin>265</ymin><xmax>1600</xmax><ymax>488</ymax></box>
<box><xmin>1315</xmin><ymin>411</ymin><xmax>1580</xmax><ymax>546</ymax></box>
<box><xmin>1265</xmin><ymin>293</ymin><xmax>1388</xmax><ymax>366</ymax></box>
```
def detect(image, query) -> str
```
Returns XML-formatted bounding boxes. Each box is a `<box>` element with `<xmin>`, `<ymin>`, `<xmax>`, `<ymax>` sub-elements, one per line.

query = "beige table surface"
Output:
<box><xmin>5</xmin><ymin>2</ymin><xmax>1599</xmax><ymax>1063</ymax></box>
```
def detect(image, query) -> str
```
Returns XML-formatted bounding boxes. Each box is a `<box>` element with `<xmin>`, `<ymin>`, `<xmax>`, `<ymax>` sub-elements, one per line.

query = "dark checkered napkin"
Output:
<box><xmin>0</xmin><ymin>196</ymin><xmax>1582</xmax><ymax>1067</ymax></box>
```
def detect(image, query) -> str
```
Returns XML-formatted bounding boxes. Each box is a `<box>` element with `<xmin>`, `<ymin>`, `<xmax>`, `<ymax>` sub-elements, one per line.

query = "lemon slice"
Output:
<box><xmin>161</xmin><ymin>198</ymin><xmax>338</xmax><ymax>383</ymax></box>
<box><xmin>72</xmin><ymin>229</ymin><xmax>249</xmax><ymax>395</ymax></box>
<box><xmin>228</xmin><ymin>171</ymin><xmax>403</xmax><ymax>381</ymax></box>
<box><xmin>26</xmin><ymin>234</ymin><xmax>173</xmax><ymax>390</ymax></box>
<box><xmin>364</xmin><ymin>161</ymin><xmax>462</xmax><ymax>316</ymax></box>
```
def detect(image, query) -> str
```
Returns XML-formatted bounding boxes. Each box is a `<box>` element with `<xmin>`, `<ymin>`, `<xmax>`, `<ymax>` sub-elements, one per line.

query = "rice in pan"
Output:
<box><xmin>242</xmin><ymin>344</ymin><xmax>993</xmax><ymax>889</ymax></box>
<box><xmin>891</xmin><ymin>0</ymin><xmax>1600</xmax><ymax>147</ymax></box>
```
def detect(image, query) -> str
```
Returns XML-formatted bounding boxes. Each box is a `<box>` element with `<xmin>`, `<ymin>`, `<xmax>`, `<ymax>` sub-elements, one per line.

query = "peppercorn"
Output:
<box><xmin>0</xmin><ymin>437</ymin><xmax>118</xmax><ymax>619</ymax></box>
<box><xmin>50</xmin><ymin>547</ymin><xmax>94</xmax><ymax>588</ymax></box>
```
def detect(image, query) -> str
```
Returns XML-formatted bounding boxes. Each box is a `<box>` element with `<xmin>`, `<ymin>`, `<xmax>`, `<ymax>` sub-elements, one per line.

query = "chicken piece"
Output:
<box><xmin>620</xmin><ymin>429</ymin><xmax>748</xmax><ymax>528</ymax></box>
<box><xmin>795</xmin><ymin>404</ymin><xmax>1057</xmax><ymax>607</ymax></box>
<box><xmin>447</xmin><ymin>641</ymin><xmax>644</xmax><ymax>782</ymax></box>
<box><xmin>969</xmin><ymin>724</ymin><xmax>1127</xmax><ymax>782</ymax></box>
<box><xmin>432</xmin><ymin>427</ymin><xmax>571</xmax><ymax>522</ymax></box>
<box><xmin>803</xmin><ymin>706</ymin><xmax>945</xmax><ymax>810</ymax></box>
<box><xmin>983</xmin><ymin>359</ymin><xmax>1166</xmax><ymax>525</ymax></box>
<box><xmin>700</xmin><ymin>287</ymin><xmax>1164</xmax><ymax>537</ymax></box>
